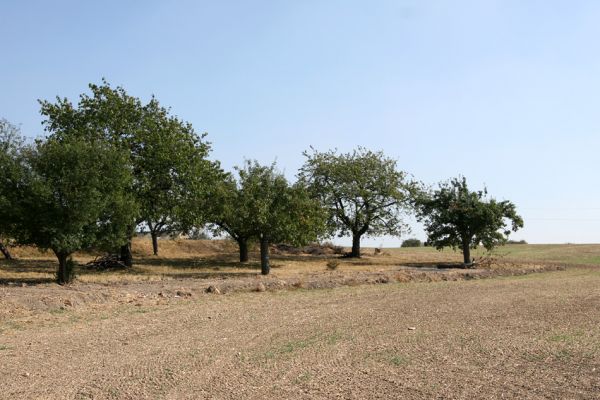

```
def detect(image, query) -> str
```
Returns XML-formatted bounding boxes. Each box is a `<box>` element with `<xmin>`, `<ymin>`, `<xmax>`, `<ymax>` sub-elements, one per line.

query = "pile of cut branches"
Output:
<box><xmin>84</xmin><ymin>254</ymin><xmax>129</xmax><ymax>271</ymax></box>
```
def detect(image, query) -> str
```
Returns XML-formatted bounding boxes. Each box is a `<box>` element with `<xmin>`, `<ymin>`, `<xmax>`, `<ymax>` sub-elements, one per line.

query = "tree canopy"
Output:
<box><xmin>208</xmin><ymin>173</ymin><xmax>255</xmax><ymax>262</ymax></box>
<box><xmin>39</xmin><ymin>80</ymin><xmax>221</xmax><ymax>257</ymax></box>
<box><xmin>415</xmin><ymin>176</ymin><xmax>524</xmax><ymax>265</ymax></box>
<box><xmin>299</xmin><ymin>147</ymin><xmax>415</xmax><ymax>257</ymax></box>
<box><xmin>0</xmin><ymin>119</ymin><xmax>26</xmax><ymax>259</ymax></box>
<box><xmin>236</xmin><ymin>161</ymin><xmax>326</xmax><ymax>274</ymax></box>
<box><xmin>9</xmin><ymin>136</ymin><xmax>138</xmax><ymax>283</ymax></box>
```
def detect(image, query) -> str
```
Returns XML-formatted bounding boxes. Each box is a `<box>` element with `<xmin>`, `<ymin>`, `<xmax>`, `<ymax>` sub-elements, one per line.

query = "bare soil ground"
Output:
<box><xmin>0</xmin><ymin>240</ymin><xmax>599</xmax><ymax>399</ymax></box>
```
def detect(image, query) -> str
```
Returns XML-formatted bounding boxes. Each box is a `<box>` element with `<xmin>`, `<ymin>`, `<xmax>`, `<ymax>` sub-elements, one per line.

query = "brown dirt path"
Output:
<box><xmin>1</xmin><ymin>268</ymin><xmax>599</xmax><ymax>399</ymax></box>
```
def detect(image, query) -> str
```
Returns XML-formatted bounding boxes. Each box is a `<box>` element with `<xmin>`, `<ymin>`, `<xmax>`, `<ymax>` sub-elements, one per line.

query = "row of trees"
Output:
<box><xmin>0</xmin><ymin>81</ymin><xmax>523</xmax><ymax>284</ymax></box>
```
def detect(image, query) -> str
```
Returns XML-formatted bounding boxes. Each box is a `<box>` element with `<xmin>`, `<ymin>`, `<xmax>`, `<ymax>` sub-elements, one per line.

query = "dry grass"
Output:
<box><xmin>389</xmin><ymin>243</ymin><xmax>600</xmax><ymax>266</ymax></box>
<box><xmin>1</xmin><ymin>239</ymin><xmax>597</xmax><ymax>287</ymax></box>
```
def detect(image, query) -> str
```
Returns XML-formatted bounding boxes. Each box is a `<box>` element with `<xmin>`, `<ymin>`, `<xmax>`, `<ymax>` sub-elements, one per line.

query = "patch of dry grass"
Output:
<box><xmin>389</xmin><ymin>243</ymin><xmax>600</xmax><ymax>266</ymax></box>
<box><xmin>2</xmin><ymin>239</ymin><xmax>598</xmax><ymax>287</ymax></box>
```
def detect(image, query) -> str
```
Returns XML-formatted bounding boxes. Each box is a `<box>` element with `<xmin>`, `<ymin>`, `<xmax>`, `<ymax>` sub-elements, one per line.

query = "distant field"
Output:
<box><xmin>391</xmin><ymin>243</ymin><xmax>600</xmax><ymax>266</ymax></box>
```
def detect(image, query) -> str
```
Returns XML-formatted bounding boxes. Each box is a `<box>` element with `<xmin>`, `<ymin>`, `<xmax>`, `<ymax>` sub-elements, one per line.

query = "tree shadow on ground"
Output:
<box><xmin>402</xmin><ymin>262</ymin><xmax>470</xmax><ymax>269</ymax></box>
<box><xmin>158</xmin><ymin>271</ymin><xmax>261</xmax><ymax>280</ymax></box>
<box><xmin>0</xmin><ymin>252</ymin><xmax>328</xmax><ymax>285</ymax></box>
<box><xmin>133</xmin><ymin>253</ymin><xmax>321</xmax><ymax>269</ymax></box>
<box><xmin>134</xmin><ymin>256</ymin><xmax>258</xmax><ymax>269</ymax></box>
<box><xmin>0</xmin><ymin>258</ymin><xmax>56</xmax><ymax>273</ymax></box>
<box><xmin>269</xmin><ymin>254</ymin><xmax>341</xmax><ymax>262</ymax></box>
<box><xmin>0</xmin><ymin>277</ymin><xmax>56</xmax><ymax>286</ymax></box>
<box><xmin>0</xmin><ymin>259</ymin><xmax>57</xmax><ymax>285</ymax></box>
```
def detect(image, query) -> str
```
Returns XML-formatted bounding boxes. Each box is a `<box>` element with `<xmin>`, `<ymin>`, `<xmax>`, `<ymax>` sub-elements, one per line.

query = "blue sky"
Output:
<box><xmin>2</xmin><ymin>0</ymin><xmax>599</xmax><ymax>245</ymax></box>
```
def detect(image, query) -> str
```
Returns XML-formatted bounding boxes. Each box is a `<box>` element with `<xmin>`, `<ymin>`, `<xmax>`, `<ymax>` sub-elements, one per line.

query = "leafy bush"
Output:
<box><xmin>401</xmin><ymin>238</ymin><xmax>422</xmax><ymax>248</ymax></box>
<box><xmin>507</xmin><ymin>239</ymin><xmax>527</xmax><ymax>245</ymax></box>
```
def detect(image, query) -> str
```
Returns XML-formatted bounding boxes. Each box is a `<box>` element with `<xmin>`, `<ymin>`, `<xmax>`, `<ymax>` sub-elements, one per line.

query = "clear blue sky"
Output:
<box><xmin>2</xmin><ymin>0</ymin><xmax>599</xmax><ymax>245</ymax></box>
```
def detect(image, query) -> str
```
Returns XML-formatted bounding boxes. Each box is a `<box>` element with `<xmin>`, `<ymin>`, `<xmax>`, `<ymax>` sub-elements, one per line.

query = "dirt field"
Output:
<box><xmin>1</xmin><ymin>240</ymin><xmax>599</xmax><ymax>399</ymax></box>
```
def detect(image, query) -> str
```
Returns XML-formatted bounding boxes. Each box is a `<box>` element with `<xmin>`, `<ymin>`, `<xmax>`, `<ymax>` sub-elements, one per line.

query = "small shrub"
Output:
<box><xmin>326</xmin><ymin>260</ymin><xmax>339</xmax><ymax>270</ymax></box>
<box><xmin>401</xmin><ymin>238</ymin><xmax>422</xmax><ymax>248</ymax></box>
<box><xmin>507</xmin><ymin>239</ymin><xmax>527</xmax><ymax>245</ymax></box>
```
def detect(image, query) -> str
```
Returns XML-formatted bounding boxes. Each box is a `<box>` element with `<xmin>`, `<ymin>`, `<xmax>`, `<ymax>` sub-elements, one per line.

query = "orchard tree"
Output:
<box><xmin>11</xmin><ymin>137</ymin><xmax>137</xmax><ymax>284</ymax></box>
<box><xmin>299</xmin><ymin>147</ymin><xmax>415</xmax><ymax>258</ymax></box>
<box><xmin>39</xmin><ymin>80</ymin><xmax>220</xmax><ymax>259</ymax></box>
<box><xmin>415</xmin><ymin>176</ymin><xmax>523</xmax><ymax>265</ymax></box>
<box><xmin>0</xmin><ymin>118</ymin><xmax>25</xmax><ymax>260</ymax></box>
<box><xmin>131</xmin><ymin>100</ymin><xmax>222</xmax><ymax>255</ymax></box>
<box><xmin>208</xmin><ymin>174</ymin><xmax>254</xmax><ymax>262</ymax></box>
<box><xmin>238</xmin><ymin>161</ymin><xmax>326</xmax><ymax>274</ymax></box>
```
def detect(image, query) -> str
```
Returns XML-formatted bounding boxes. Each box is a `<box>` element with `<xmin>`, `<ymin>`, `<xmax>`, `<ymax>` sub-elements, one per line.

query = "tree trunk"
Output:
<box><xmin>119</xmin><ymin>240</ymin><xmax>133</xmax><ymax>267</ymax></box>
<box><xmin>260</xmin><ymin>237</ymin><xmax>270</xmax><ymax>275</ymax></box>
<box><xmin>55</xmin><ymin>251</ymin><xmax>74</xmax><ymax>285</ymax></box>
<box><xmin>462</xmin><ymin>240</ymin><xmax>472</xmax><ymax>265</ymax></box>
<box><xmin>238</xmin><ymin>238</ymin><xmax>249</xmax><ymax>263</ymax></box>
<box><xmin>350</xmin><ymin>233</ymin><xmax>362</xmax><ymax>258</ymax></box>
<box><xmin>0</xmin><ymin>242</ymin><xmax>12</xmax><ymax>260</ymax></box>
<box><xmin>151</xmin><ymin>232</ymin><xmax>159</xmax><ymax>256</ymax></box>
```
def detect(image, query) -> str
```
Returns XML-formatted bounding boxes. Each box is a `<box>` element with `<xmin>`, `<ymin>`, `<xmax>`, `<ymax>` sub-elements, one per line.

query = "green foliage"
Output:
<box><xmin>8</xmin><ymin>136</ymin><xmax>137</xmax><ymax>283</ymax></box>
<box><xmin>0</xmin><ymin>119</ymin><xmax>27</xmax><ymax>244</ymax></box>
<box><xmin>299</xmin><ymin>147</ymin><xmax>415</xmax><ymax>256</ymax></box>
<box><xmin>0</xmin><ymin>118</ymin><xmax>24</xmax><ymax>155</ymax></box>
<box><xmin>401</xmin><ymin>238</ymin><xmax>422</xmax><ymax>247</ymax></box>
<box><xmin>208</xmin><ymin>173</ymin><xmax>255</xmax><ymax>244</ymax></box>
<box><xmin>209</xmin><ymin>161</ymin><xmax>327</xmax><ymax>269</ymax></box>
<box><xmin>130</xmin><ymin>99</ymin><xmax>223</xmax><ymax>245</ymax></box>
<box><xmin>224</xmin><ymin>161</ymin><xmax>327</xmax><ymax>273</ymax></box>
<box><xmin>415</xmin><ymin>176</ymin><xmax>523</xmax><ymax>263</ymax></box>
<box><xmin>38</xmin><ymin>80</ymin><xmax>222</xmax><ymax>254</ymax></box>
<box><xmin>237</xmin><ymin>161</ymin><xmax>326</xmax><ymax>246</ymax></box>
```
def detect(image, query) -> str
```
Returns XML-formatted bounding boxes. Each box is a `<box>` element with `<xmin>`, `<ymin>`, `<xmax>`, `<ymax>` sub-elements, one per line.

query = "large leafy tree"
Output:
<box><xmin>10</xmin><ymin>137</ymin><xmax>137</xmax><ymax>284</ymax></box>
<box><xmin>299</xmin><ymin>147</ymin><xmax>414</xmax><ymax>257</ymax></box>
<box><xmin>39</xmin><ymin>80</ymin><xmax>220</xmax><ymax>259</ymax></box>
<box><xmin>131</xmin><ymin>100</ymin><xmax>222</xmax><ymax>255</ymax></box>
<box><xmin>237</xmin><ymin>161</ymin><xmax>326</xmax><ymax>274</ymax></box>
<box><xmin>208</xmin><ymin>174</ymin><xmax>255</xmax><ymax>263</ymax></box>
<box><xmin>0</xmin><ymin>118</ymin><xmax>25</xmax><ymax>260</ymax></box>
<box><xmin>415</xmin><ymin>176</ymin><xmax>523</xmax><ymax>265</ymax></box>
